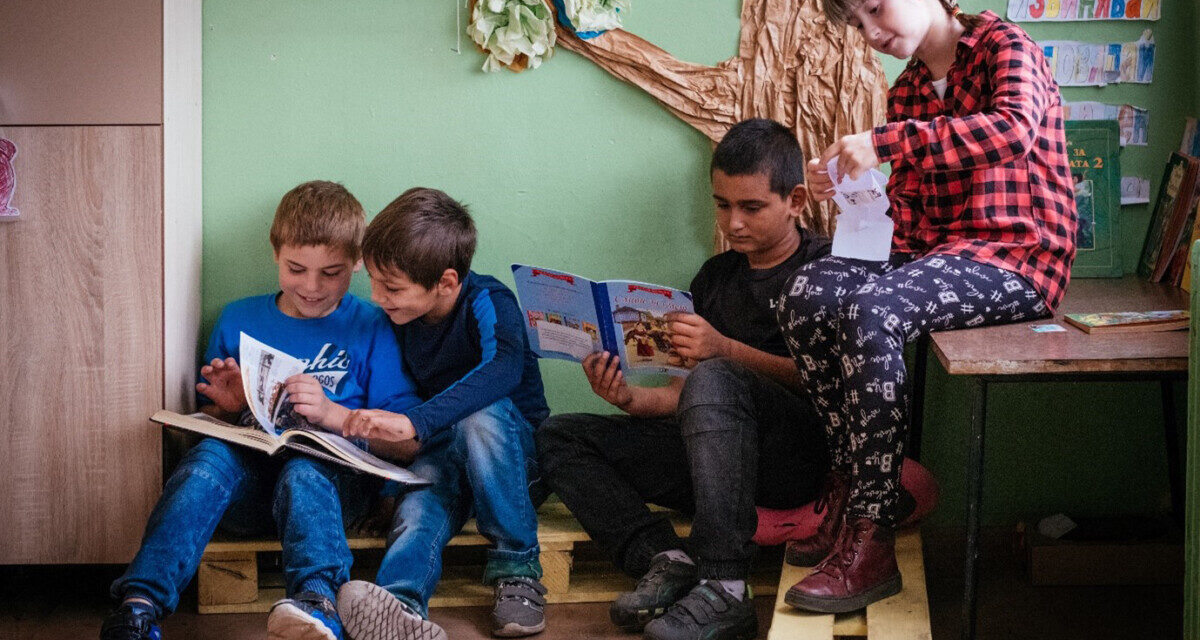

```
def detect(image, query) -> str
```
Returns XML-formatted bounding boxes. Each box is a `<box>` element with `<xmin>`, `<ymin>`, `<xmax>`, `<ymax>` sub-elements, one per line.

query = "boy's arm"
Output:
<box><xmin>283</xmin><ymin>378</ymin><xmax>420</xmax><ymax>461</ymax></box>
<box><xmin>668</xmin><ymin>313</ymin><xmax>800</xmax><ymax>388</ymax></box>
<box><xmin>403</xmin><ymin>287</ymin><xmax>528</xmax><ymax>442</ymax></box>
<box><xmin>583</xmin><ymin>352</ymin><xmax>683</xmax><ymax>418</ymax></box>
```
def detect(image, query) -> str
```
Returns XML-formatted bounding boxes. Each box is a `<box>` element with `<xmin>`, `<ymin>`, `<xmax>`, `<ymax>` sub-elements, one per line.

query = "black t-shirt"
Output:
<box><xmin>689</xmin><ymin>228</ymin><xmax>831</xmax><ymax>358</ymax></box>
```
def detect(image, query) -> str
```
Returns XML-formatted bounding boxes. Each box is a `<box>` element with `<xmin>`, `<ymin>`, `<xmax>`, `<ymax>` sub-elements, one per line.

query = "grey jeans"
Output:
<box><xmin>537</xmin><ymin>358</ymin><xmax>828</xmax><ymax>580</ymax></box>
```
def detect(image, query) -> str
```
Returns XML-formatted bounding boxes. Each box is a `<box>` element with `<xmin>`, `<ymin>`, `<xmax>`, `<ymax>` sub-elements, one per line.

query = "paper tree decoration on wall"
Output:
<box><xmin>0</xmin><ymin>139</ymin><xmax>18</xmax><ymax>220</ymax></box>
<box><xmin>468</xmin><ymin>0</ymin><xmax>559</xmax><ymax>72</ymax></box>
<box><xmin>467</xmin><ymin>0</ymin><xmax>888</xmax><ymax>239</ymax></box>
<box><xmin>553</xmin><ymin>0</ymin><xmax>888</xmax><ymax>238</ymax></box>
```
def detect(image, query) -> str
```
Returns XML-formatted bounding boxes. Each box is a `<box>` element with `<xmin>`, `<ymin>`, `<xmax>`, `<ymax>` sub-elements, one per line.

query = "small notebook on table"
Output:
<box><xmin>1063</xmin><ymin>310</ymin><xmax>1190</xmax><ymax>334</ymax></box>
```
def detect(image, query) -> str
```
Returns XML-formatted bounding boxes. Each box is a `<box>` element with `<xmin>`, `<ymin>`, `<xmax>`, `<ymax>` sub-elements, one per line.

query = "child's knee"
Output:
<box><xmin>454</xmin><ymin>399</ymin><xmax>520</xmax><ymax>446</ymax></box>
<box><xmin>677</xmin><ymin>358</ymin><xmax>748</xmax><ymax>414</ymax></box>
<box><xmin>178</xmin><ymin>437</ymin><xmax>250</xmax><ymax>484</ymax></box>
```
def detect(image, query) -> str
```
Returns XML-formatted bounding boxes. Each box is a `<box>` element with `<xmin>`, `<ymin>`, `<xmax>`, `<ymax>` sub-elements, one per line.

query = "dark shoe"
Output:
<box><xmin>267</xmin><ymin>591</ymin><xmax>344</xmax><ymax>640</ymax></box>
<box><xmin>784</xmin><ymin>470</ymin><xmax>851</xmax><ymax>566</ymax></box>
<box><xmin>336</xmin><ymin>581</ymin><xmax>447</xmax><ymax>640</ymax></box>
<box><xmin>100</xmin><ymin>604</ymin><xmax>161</xmax><ymax>640</ymax></box>
<box><xmin>784</xmin><ymin>518</ymin><xmax>902</xmax><ymax>613</ymax></box>
<box><xmin>642</xmin><ymin>582</ymin><xmax>757</xmax><ymax>640</ymax></box>
<box><xmin>609</xmin><ymin>552</ymin><xmax>699</xmax><ymax>632</ymax></box>
<box><xmin>492</xmin><ymin>576</ymin><xmax>547</xmax><ymax>637</ymax></box>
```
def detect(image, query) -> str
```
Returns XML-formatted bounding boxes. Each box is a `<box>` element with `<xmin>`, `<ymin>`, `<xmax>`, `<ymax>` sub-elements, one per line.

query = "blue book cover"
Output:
<box><xmin>511</xmin><ymin>264</ymin><xmax>695</xmax><ymax>375</ymax></box>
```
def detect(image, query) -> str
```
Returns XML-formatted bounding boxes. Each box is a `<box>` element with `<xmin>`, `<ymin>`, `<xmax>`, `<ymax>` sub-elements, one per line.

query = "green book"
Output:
<box><xmin>1065</xmin><ymin>120</ymin><xmax>1122</xmax><ymax>278</ymax></box>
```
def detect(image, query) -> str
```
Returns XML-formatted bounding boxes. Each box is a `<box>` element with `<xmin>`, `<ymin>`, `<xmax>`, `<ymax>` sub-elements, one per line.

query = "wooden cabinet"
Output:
<box><xmin>0</xmin><ymin>0</ymin><xmax>162</xmax><ymax>125</ymax></box>
<box><xmin>0</xmin><ymin>126</ymin><xmax>164</xmax><ymax>563</ymax></box>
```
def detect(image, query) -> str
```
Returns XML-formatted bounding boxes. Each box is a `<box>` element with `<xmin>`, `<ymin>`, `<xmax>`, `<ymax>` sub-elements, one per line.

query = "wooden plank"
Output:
<box><xmin>197</xmin><ymin>551</ymin><xmax>258</xmax><ymax>608</ymax></box>
<box><xmin>929</xmin><ymin>277</ymin><xmax>1188</xmax><ymax>376</ymax></box>
<box><xmin>204</xmin><ymin>506</ymin><xmax>691</xmax><ymax>554</ymax></box>
<box><xmin>0</xmin><ymin>0</ymin><xmax>162</xmax><ymax>125</ymax></box>
<box><xmin>866</xmin><ymin>530</ymin><xmax>931</xmax><ymax>640</ymax></box>
<box><xmin>0</xmin><ymin>126</ymin><xmax>163</xmax><ymax>563</ymax></box>
<box><xmin>198</xmin><ymin>558</ymin><xmax>781</xmax><ymax>614</ymax></box>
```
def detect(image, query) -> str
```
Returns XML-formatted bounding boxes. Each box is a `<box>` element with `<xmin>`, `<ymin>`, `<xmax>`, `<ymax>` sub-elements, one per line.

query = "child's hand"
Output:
<box><xmin>196</xmin><ymin>357</ymin><xmax>248</xmax><ymax>414</ymax></box>
<box><xmin>285</xmin><ymin>374</ymin><xmax>335</xmax><ymax>425</ymax></box>
<box><xmin>821</xmin><ymin>131</ymin><xmax>880</xmax><ymax>182</ymax></box>
<box><xmin>806</xmin><ymin>158</ymin><xmax>836</xmax><ymax>203</ymax></box>
<box><xmin>343</xmin><ymin>409</ymin><xmax>417</xmax><ymax>442</ymax></box>
<box><xmin>667</xmin><ymin>312</ymin><xmax>730</xmax><ymax>361</ymax></box>
<box><xmin>582</xmin><ymin>352</ymin><xmax>633</xmax><ymax>410</ymax></box>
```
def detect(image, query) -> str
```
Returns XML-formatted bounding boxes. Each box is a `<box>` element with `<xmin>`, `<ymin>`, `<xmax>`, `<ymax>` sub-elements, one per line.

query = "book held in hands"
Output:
<box><xmin>151</xmin><ymin>332</ymin><xmax>429</xmax><ymax>486</ymax></box>
<box><xmin>511</xmin><ymin>264</ymin><xmax>696</xmax><ymax>375</ymax></box>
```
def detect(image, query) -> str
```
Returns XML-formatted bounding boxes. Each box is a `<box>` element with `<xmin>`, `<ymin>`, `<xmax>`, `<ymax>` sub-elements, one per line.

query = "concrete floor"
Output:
<box><xmin>0</xmin><ymin>527</ymin><xmax>1181</xmax><ymax>640</ymax></box>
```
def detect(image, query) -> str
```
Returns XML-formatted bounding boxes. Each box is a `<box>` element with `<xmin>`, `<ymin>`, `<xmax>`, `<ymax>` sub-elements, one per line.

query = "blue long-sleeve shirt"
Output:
<box><xmin>397</xmin><ymin>272</ymin><xmax>549</xmax><ymax>442</ymax></box>
<box><xmin>200</xmin><ymin>293</ymin><xmax>422</xmax><ymax>415</ymax></box>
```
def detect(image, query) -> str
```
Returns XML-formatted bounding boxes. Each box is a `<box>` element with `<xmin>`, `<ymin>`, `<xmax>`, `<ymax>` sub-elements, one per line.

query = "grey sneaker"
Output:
<box><xmin>643</xmin><ymin>582</ymin><xmax>757</xmax><ymax>640</ymax></box>
<box><xmin>492</xmin><ymin>576</ymin><xmax>547</xmax><ymax>637</ymax></box>
<box><xmin>609</xmin><ymin>552</ymin><xmax>699</xmax><ymax>632</ymax></box>
<box><xmin>335</xmin><ymin>580</ymin><xmax>446</xmax><ymax>640</ymax></box>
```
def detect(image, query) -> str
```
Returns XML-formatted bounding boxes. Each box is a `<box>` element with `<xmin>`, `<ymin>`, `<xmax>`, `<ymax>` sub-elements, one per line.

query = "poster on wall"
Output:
<box><xmin>1065</xmin><ymin>120</ymin><xmax>1123</xmax><ymax>277</ymax></box>
<box><xmin>1063</xmin><ymin>102</ymin><xmax>1149</xmax><ymax>146</ymax></box>
<box><xmin>1040</xmin><ymin>31</ymin><xmax>1154</xmax><ymax>86</ymax></box>
<box><xmin>1180</xmin><ymin>118</ymin><xmax>1200</xmax><ymax>157</ymax></box>
<box><xmin>0</xmin><ymin>138</ymin><xmax>18</xmax><ymax>221</ymax></box>
<box><xmin>1122</xmin><ymin>176</ymin><xmax>1151</xmax><ymax>205</ymax></box>
<box><xmin>1008</xmin><ymin>0</ymin><xmax>1161</xmax><ymax>21</ymax></box>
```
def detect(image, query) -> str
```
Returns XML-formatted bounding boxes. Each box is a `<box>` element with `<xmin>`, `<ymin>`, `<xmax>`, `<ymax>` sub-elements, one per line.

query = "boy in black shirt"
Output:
<box><xmin>537</xmin><ymin>118</ymin><xmax>831</xmax><ymax>640</ymax></box>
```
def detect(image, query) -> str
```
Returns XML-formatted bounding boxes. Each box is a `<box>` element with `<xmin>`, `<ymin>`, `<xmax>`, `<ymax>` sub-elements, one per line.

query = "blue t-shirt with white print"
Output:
<box><xmin>199</xmin><ymin>293</ymin><xmax>420</xmax><ymax>416</ymax></box>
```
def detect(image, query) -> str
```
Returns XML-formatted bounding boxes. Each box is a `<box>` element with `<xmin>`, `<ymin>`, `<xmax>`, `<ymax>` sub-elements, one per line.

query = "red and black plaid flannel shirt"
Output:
<box><xmin>871</xmin><ymin>10</ymin><xmax>1076</xmax><ymax>310</ymax></box>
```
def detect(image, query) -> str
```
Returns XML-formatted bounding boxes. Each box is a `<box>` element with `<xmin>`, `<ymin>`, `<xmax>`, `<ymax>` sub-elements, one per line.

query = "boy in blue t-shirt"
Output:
<box><xmin>102</xmin><ymin>181</ymin><xmax>423</xmax><ymax>640</ymax></box>
<box><xmin>333</xmin><ymin>187</ymin><xmax>549</xmax><ymax>640</ymax></box>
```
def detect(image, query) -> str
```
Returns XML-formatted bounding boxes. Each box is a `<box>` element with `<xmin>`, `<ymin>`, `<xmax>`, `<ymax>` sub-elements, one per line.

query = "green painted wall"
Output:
<box><xmin>202</xmin><ymin>0</ymin><xmax>1195</xmax><ymax>525</ymax></box>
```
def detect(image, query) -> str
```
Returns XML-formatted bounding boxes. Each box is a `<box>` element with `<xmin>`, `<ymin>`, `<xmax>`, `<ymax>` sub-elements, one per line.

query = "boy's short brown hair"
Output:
<box><xmin>362</xmin><ymin>187</ymin><xmax>477</xmax><ymax>289</ymax></box>
<box><xmin>269</xmin><ymin>180</ymin><xmax>365</xmax><ymax>260</ymax></box>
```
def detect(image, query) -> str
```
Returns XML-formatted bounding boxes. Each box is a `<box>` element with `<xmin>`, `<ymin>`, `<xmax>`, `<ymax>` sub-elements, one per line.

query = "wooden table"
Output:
<box><xmin>912</xmin><ymin>277</ymin><xmax>1188</xmax><ymax>640</ymax></box>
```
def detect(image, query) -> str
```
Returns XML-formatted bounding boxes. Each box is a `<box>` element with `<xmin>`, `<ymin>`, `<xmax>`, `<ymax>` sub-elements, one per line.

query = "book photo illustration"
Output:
<box><xmin>511</xmin><ymin>264</ymin><xmax>696</xmax><ymax>376</ymax></box>
<box><xmin>151</xmin><ymin>332</ymin><xmax>429</xmax><ymax>486</ymax></box>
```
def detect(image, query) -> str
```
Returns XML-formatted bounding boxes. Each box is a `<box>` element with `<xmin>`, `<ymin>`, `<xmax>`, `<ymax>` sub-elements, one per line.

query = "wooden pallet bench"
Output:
<box><xmin>196</xmin><ymin>502</ymin><xmax>782</xmax><ymax>614</ymax></box>
<box><xmin>767</xmin><ymin>529</ymin><xmax>931</xmax><ymax>640</ymax></box>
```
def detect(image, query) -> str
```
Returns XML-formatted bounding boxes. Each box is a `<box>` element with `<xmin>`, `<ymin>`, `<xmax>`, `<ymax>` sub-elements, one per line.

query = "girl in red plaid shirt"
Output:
<box><xmin>777</xmin><ymin>0</ymin><xmax>1076</xmax><ymax>614</ymax></box>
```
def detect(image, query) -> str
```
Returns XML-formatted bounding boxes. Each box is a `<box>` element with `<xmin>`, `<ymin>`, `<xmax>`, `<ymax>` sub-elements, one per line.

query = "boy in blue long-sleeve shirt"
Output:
<box><xmin>102</xmin><ymin>181</ymin><xmax>423</xmax><ymax>640</ymax></box>
<box><xmin>335</xmin><ymin>187</ymin><xmax>549</xmax><ymax>640</ymax></box>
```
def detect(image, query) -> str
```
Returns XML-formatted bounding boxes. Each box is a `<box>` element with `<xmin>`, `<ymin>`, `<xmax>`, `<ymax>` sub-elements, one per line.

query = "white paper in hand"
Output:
<box><xmin>827</xmin><ymin>158</ymin><xmax>894</xmax><ymax>262</ymax></box>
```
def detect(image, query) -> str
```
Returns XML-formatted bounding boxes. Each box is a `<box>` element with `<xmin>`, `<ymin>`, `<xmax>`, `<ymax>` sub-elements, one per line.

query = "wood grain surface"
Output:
<box><xmin>0</xmin><ymin>126</ymin><xmax>162</xmax><ymax>563</ymax></box>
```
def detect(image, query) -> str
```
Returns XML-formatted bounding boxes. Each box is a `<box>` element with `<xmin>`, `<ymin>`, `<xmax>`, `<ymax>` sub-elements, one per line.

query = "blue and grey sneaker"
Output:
<box><xmin>492</xmin><ymin>576</ymin><xmax>548</xmax><ymax>637</ymax></box>
<box><xmin>267</xmin><ymin>591</ymin><xmax>344</xmax><ymax>640</ymax></box>
<box><xmin>337</xmin><ymin>580</ymin><xmax>447</xmax><ymax>640</ymax></box>
<box><xmin>99</xmin><ymin>603</ymin><xmax>162</xmax><ymax>640</ymax></box>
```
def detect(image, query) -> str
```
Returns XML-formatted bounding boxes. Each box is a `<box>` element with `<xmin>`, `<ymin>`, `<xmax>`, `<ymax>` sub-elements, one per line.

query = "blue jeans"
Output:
<box><xmin>376</xmin><ymin>399</ymin><xmax>541</xmax><ymax>617</ymax></box>
<box><xmin>110</xmin><ymin>437</ymin><xmax>375</xmax><ymax>617</ymax></box>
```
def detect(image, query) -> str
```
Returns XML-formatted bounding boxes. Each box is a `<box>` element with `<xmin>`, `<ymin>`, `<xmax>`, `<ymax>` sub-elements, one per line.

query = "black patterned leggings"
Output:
<box><xmin>776</xmin><ymin>254</ymin><xmax>1049</xmax><ymax>525</ymax></box>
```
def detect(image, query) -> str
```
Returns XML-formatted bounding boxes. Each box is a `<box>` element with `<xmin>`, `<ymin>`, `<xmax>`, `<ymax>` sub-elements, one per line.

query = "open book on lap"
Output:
<box><xmin>152</xmin><ymin>333</ymin><xmax>429</xmax><ymax>487</ymax></box>
<box><xmin>511</xmin><ymin>264</ymin><xmax>696</xmax><ymax>376</ymax></box>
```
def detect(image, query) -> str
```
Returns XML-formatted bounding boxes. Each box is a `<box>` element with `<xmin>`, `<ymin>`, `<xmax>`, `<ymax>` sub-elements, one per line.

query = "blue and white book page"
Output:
<box><xmin>511</xmin><ymin>265</ymin><xmax>605</xmax><ymax>362</ymax></box>
<box><xmin>601</xmin><ymin>280</ymin><xmax>695</xmax><ymax>376</ymax></box>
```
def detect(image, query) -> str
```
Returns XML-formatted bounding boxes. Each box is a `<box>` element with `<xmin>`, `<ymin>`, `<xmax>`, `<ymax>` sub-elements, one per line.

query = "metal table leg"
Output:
<box><xmin>962</xmin><ymin>377</ymin><xmax>987</xmax><ymax>640</ymax></box>
<box><xmin>1161</xmin><ymin>379</ymin><xmax>1185</xmax><ymax>525</ymax></box>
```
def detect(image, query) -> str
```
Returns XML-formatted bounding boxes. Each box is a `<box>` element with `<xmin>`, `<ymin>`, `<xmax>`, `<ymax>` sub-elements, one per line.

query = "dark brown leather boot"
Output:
<box><xmin>784</xmin><ymin>470</ymin><xmax>851</xmax><ymax>566</ymax></box>
<box><xmin>783</xmin><ymin>518</ymin><xmax>902</xmax><ymax>613</ymax></box>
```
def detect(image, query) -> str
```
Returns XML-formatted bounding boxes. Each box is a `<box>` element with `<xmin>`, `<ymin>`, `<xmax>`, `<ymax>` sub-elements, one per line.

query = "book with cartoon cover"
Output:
<box><xmin>150</xmin><ymin>333</ymin><xmax>429</xmax><ymax>486</ymax></box>
<box><xmin>511</xmin><ymin>264</ymin><xmax>696</xmax><ymax>375</ymax></box>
